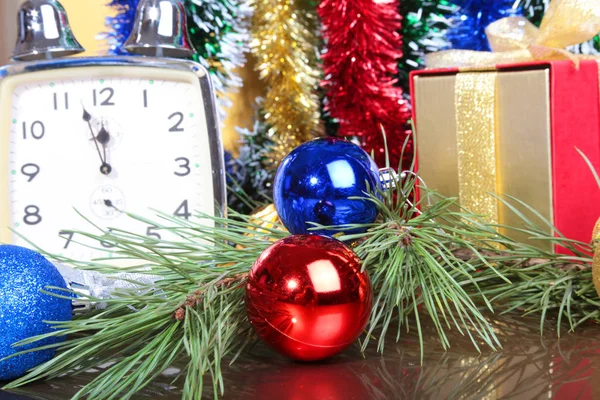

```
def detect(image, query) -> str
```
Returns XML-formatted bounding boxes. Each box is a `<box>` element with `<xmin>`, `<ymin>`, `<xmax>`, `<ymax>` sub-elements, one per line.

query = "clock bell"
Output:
<box><xmin>12</xmin><ymin>0</ymin><xmax>198</xmax><ymax>61</ymax></box>
<box><xmin>123</xmin><ymin>0</ymin><xmax>197</xmax><ymax>58</ymax></box>
<box><xmin>12</xmin><ymin>0</ymin><xmax>85</xmax><ymax>61</ymax></box>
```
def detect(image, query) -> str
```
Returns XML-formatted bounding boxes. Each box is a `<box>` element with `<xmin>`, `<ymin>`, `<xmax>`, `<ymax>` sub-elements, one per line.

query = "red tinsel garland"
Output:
<box><xmin>318</xmin><ymin>0</ymin><xmax>412</xmax><ymax>169</ymax></box>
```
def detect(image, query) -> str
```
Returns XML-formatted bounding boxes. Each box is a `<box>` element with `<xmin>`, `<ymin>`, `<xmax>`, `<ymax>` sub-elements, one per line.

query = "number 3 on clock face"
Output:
<box><xmin>0</xmin><ymin>58</ymin><xmax>226</xmax><ymax>264</ymax></box>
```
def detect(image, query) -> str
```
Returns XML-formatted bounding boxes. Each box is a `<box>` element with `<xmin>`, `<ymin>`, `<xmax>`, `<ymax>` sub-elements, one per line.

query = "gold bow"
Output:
<box><xmin>426</xmin><ymin>0</ymin><xmax>600</xmax><ymax>69</ymax></box>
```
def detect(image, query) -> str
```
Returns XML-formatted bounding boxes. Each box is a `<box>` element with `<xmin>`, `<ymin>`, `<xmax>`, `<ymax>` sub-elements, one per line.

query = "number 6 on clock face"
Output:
<box><xmin>0</xmin><ymin>57</ymin><xmax>226</xmax><ymax>264</ymax></box>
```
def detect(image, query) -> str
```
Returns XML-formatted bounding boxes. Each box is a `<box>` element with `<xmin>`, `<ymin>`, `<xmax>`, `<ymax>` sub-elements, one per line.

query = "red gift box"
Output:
<box><xmin>410</xmin><ymin>60</ymin><xmax>600</xmax><ymax>253</ymax></box>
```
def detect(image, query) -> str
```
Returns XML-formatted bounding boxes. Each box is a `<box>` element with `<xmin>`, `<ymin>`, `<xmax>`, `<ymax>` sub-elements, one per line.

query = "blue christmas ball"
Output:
<box><xmin>274</xmin><ymin>138</ymin><xmax>381</xmax><ymax>236</ymax></box>
<box><xmin>447</xmin><ymin>0</ymin><xmax>523</xmax><ymax>51</ymax></box>
<box><xmin>0</xmin><ymin>245</ymin><xmax>72</xmax><ymax>381</ymax></box>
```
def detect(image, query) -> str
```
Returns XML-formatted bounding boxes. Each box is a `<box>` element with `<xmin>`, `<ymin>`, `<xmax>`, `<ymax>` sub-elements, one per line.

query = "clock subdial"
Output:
<box><xmin>90</xmin><ymin>185</ymin><xmax>125</xmax><ymax>220</ymax></box>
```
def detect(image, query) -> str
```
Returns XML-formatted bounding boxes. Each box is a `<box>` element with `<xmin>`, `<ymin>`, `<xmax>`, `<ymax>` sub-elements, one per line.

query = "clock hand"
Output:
<box><xmin>82</xmin><ymin>107</ymin><xmax>104</xmax><ymax>162</ymax></box>
<box><xmin>97</xmin><ymin>121</ymin><xmax>111</xmax><ymax>170</ymax></box>
<box><xmin>82</xmin><ymin>106</ymin><xmax>112</xmax><ymax>175</ymax></box>
<box><xmin>103</xmin><ymin>199</ymin><xmax>122</xmax><ymax>213</ymax></box>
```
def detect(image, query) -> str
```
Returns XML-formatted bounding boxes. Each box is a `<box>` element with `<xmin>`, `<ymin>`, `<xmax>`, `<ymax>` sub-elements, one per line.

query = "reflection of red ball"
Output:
<box><xmin>245</xmin><ymin>235</ymin><xmax>372</xmax><ymax>361</ymax></box>
<box><xmin>247</xmin><ymin>363</ymin><xmax>372</xmax><ymax>400</ymax></box>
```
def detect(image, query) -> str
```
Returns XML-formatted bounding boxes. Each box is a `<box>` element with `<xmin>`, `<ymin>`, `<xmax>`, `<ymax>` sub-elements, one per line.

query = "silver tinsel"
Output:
<box><xmin>187</xmin><ymin>0</ymin><xmax>253</xmax><ymax>124</ymax></box>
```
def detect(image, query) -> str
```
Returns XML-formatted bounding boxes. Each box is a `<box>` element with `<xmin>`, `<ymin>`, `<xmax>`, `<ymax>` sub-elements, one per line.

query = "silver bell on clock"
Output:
<box><xmin>123</xmin><ymin>0</ymin><xmax>196</xmax><ymax>58</ymax></box>
<box><xmin>0</xmin><ymin>0</ymin><xmax>226</xmax><ymax>264</ymax></box>
<box><xmin>12</xmin><ymin>0</ymin><xmax>85</xmax><ymax>61</ymax></box>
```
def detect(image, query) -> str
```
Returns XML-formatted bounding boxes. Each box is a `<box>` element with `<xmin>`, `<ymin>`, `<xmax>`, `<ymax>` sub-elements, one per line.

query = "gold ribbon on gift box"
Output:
<box><xmin>454</xmin><ymin>72</ymin><xmax>500</xmax><ymax>225</ymax></box>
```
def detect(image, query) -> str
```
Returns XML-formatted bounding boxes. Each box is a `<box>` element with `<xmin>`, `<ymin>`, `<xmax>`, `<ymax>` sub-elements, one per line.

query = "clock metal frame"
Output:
<box><xmin>0</xmin><ymin>56</ymin><xmax>227</xmax><ymax>244</ymax></box>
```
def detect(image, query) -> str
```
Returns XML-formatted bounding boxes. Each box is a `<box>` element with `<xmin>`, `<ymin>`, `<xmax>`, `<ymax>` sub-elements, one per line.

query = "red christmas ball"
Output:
<box><xmin>245</xmin><ymin>234</ymin><xmax>372</xmax><ymax>361</ymax></box>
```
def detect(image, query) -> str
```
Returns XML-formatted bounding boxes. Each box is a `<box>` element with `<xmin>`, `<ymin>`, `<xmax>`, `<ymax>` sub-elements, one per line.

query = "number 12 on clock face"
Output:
<box><xmin>0</xmin><ymin>59</ymin><xmax>226</xmax><ymax>264</ymax></box>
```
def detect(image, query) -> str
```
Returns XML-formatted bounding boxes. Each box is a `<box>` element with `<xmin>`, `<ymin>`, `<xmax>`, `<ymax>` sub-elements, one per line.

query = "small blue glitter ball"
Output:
<box><xmin>0</xmin><ymin>245</ymin><xmax>72</xmax><ymax>381</ymax></box>
<box><xmin>273</xmin><ymin>138</ymin><xmax>381</xmax><ymax>236</ymax></box>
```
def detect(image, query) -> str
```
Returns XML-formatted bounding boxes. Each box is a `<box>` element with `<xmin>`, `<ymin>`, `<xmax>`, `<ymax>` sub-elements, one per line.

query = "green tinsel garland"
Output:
<box><xmin>184</xmin><ymin>0</ymin><xmax>253</xmax><ymax>122</ymax></box>
<box><xmin>398</xmin><ymin>0</ymin><xmax>458</xmax><ymax>92</ymax></box>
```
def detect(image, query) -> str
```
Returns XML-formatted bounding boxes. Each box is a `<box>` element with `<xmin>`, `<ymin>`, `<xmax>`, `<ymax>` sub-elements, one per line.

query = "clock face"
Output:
<box><xmin>5</xmin><ymin>68</ymin><xmax>217</xmax><ymax>262</ymax></box>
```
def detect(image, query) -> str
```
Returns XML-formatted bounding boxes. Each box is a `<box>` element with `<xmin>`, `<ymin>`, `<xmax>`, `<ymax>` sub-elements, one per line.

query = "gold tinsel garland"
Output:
<box><xmin>250</xmin><ymin>0</ymin><xmax>322</xmax><ymax>167</ymax></box>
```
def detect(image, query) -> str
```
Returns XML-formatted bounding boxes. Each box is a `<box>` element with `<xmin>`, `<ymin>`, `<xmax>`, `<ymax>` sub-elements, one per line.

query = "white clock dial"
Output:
<box><xmin>8</xmin><ymin>74</ymin><xmax>215</xmax><ymax>262</ymax></box>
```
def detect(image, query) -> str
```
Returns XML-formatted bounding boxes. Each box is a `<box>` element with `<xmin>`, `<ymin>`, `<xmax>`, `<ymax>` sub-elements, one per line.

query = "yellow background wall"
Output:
<box><xmin>0</xmin><ymin>1</ymin><xmax>24</xmax><ymax>64</ymax></box>
<box><xmin>60</xmin><ymin>0</ymin><xmax>114</xmax><ymax>56</ymax></box>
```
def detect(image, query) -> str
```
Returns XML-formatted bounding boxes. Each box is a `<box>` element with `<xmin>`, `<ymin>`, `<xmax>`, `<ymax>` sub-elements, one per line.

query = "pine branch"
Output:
<box><xmin>332</xmin><ymin>182</ymin><xmax>504</xmax><ymax>359</ymax></box>
<box><xmin>3</xmin><ymin>211</ymin><xmax>285</xmax><ymax>399</ymax></box>
<box><xmin>3</xmin><ymin>175</ymin><xmax>597</xmax><ymax>398</ymax></box>
<box><xmin>314</xmin><ymin>173</ymin><xmax>596</xmax><ymax>358</ymax></box>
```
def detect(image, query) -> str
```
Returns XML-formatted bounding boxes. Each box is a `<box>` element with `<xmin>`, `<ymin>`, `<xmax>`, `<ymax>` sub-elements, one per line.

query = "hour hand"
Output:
<box><xmin>97</xmin><ymin>123</ymin><xmax>112</xmax><ymax>175</ymax></box>
<box><xmin>96</xmin><ymin>124</ymin><xmax>110</xmax><ymax>147</ymax></box>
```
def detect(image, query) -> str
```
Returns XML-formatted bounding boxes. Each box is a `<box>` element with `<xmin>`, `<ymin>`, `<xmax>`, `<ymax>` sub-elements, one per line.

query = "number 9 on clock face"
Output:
<box><xmin>0</xmin><ymin>59</ymin><xmax>226</xmax><ymax>263</ymax></box>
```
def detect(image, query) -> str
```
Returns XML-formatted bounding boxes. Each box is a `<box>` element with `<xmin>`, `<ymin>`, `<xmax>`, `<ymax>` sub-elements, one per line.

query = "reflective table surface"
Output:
<box><xmin>2</xmin><ymin>315</ymin><xmax>600</xmax><ymax>399</ymax></box>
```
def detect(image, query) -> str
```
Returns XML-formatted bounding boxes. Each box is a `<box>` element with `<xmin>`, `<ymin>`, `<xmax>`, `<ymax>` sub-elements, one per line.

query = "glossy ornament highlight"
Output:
<box><xmin>245</xmin><ymin>235</ymin><xmax>372</xmax><ymax>361</ymax></box>
<box><xmin>0</xmin><ymin>245</ymin><xmax>72</xmax><ymax>381</ymax></box>
<box><xmin>273</xmin><ymin>138</ymin><xmax>381</xmax><ymax>237</ymax></box>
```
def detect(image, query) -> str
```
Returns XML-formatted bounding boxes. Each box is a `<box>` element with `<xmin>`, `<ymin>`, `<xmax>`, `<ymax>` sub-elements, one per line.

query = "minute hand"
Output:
<box><xmin>82</xmin><ymin>107</ymin><xmax>105</xmax><ymax>165</ymax></box>
<box><xmin>82</xmin><ymin>107</ymin><xmax>112</xmax><ymax>175</ymax></box>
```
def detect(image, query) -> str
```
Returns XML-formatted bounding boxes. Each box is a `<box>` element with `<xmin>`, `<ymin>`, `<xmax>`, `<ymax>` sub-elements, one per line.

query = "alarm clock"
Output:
<box><xmin>0</xmin><ymin>0</ymin><xmax>226</xmax><ymax>262</ymax></box>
